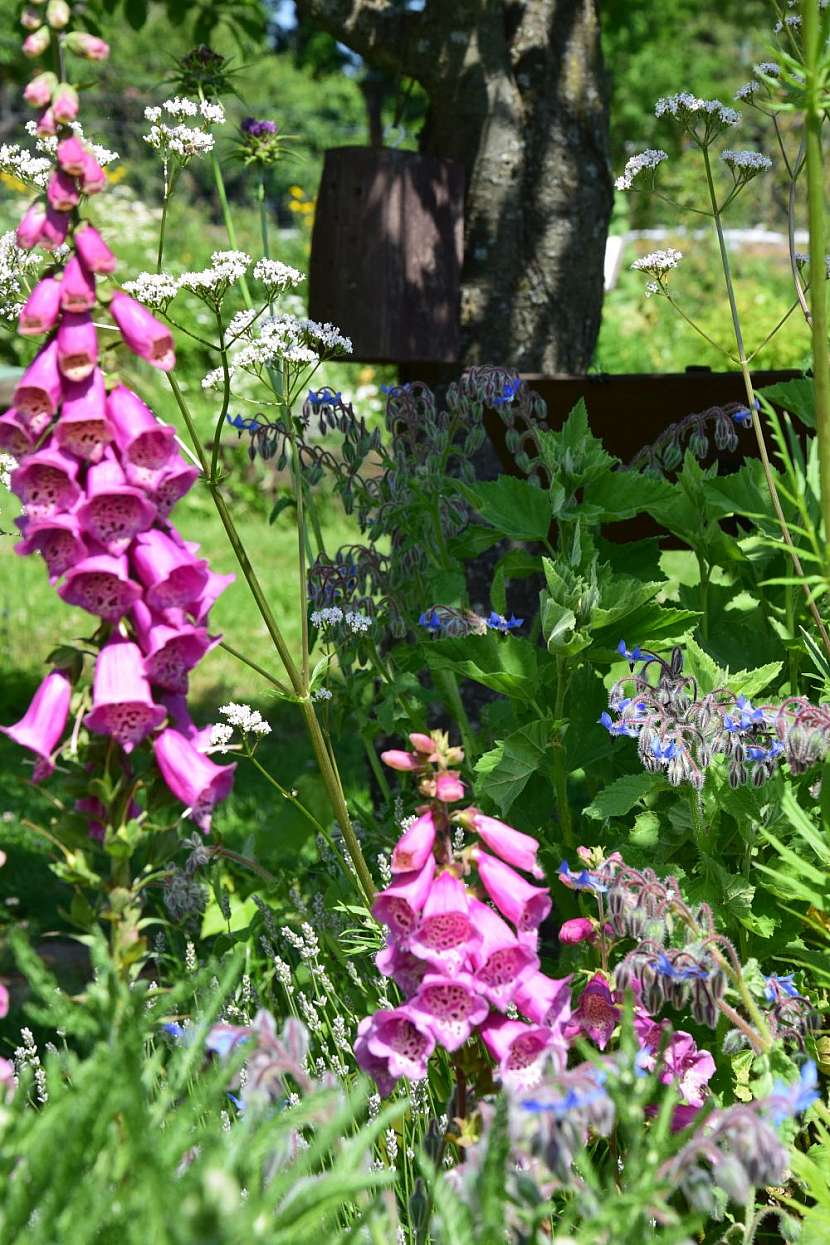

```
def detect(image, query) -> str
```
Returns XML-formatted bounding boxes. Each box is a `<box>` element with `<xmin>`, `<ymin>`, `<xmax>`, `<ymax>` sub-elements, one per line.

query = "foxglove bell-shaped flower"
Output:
<box><xmin>58</xmin><ymin>552</ymin><xmax>142</xmax><ymax>620</ymax></box>
<box><xmin>18</xmin><ymin>276</ymin><xmax>62</xmax><ymax>335</ymax></box>
<box><xmin>51</xmin><ymin>83</ymin><xmax>78</xmax><ymax>124</ymax></box>
<box><xmin>375</xmin><ymin>941</ymin><xmax>429</xmax><ymax>996</ymax></box>
<box><xmin>55</xmin><ymin>369</ymin><xmax>112</xmax><ymax>460</ymax></box>
<box><xmin>80</xmin><ymin>152</ymin><xmax>106</xmax><ymax>195</ymax></box>
<box><xmin>475</xmin><ymin>849</ymin><xmax>552</xmax><ymax>935</ymax></box>
<box><xmin>74</xmin><ymin>222</ymin><xmax>116</xmax><ymax>273</ymax></box>
<box><xmin>131</xmin><ymin>528</ymin><xmax>209</xmax><ymax>610</ymax></box>
<box><xmin>77</xmin><ymin>456</ymin><xmax>157</xmax><ymax>552</ymax></box>
<box><xmin>14</xmin><ymin>339</ymin><xmax>62</xmax><ymax>423</ymax></box>
<box><xmin>56</xmin><ymin>135</ymin><xmax>87</xmax><ymax>175</ymax></box>
<box><xmin>153</xmin><ymin>727</ymin><xmax>236</xmax><ymax>832</ymax></box>
<box><xmin>16</xmin><ymin>202</ymin><xmax>47</xmax><ymax>250</ymax></box>
<box><xmin>0</xmin><ymin>669</ymin><xmax>71</xmax><ymax>781</ymax></box>
<box><xmin>106</xmin><ymin>384</ymin><xmax>176</xmax><ymax>469</ymax></box>
<box><xmin>433</xmin><ymin>771</ymin><xmax>465</xmax><ymax>802</ymax></box>
<box><xmin>354</xmin><ymin>1006</ymin><xmax>435</xmax><ymax>1094</ymax></box>
<box><xmin>142</xmin><ymin>457</ymin><xmax>201</xmax><ymax>519</ymax></box>
<box><xmin>47</xmin><ymin>168</ymin><xmax>79</xmax><ymax>212</ymax></box>
<box><xmin>480</xmin><ymin>1016</ymin><xmax>558</xmax><ymax>1091</ymax></box>
<box><xmin>514</xmin><ymin>970</ymin><xmax>572</xmax><ymax>1029</ymax></box>
<box><xmin>564</xmin><ymin>974</ymin><xmax>620</xmax><ymax>1050</ymax></box>
<box><xmin>157</xmin><ymin>692</ymin><xmax>214</xmax><ymax>752</ymax></box>
<box><xmin>40</xmin><ymin>205</ymin><xmax>69</xmax><ymax>249</ymax></box>
<box><xmin>468</xmin><ymin>899</ymin><xmax>539</xmax><ymax>1009</ymax></box>
<box><xmin>372</xmin><ymin>854</ymin><xmax>436</xmax><ymax>939</ymax></box>
<box><xmin>132</xmin><ymin>599</ymin><xmax>217</xmax><ymax>693</ymax></box>
<box><xmin>84</xmin><ymin>639</ymin><xmax>166</xmax><ymax>752</ymax></box>
<box><xmin>409</xmin><ymin>869</ymin><xmax>478</xmax><ymax>972</ymax></box>
<box><xmin>391</xmin><ymin>809</ymin><xmax>436</xmax><ymax>873</ymax></box>
<box><xmin>465</xmin><ymin>808</ymin><xmax>544</xmax><ymax>878</ymax></box>
<box><xmin>110</xmin><ymin>291</ymin><xmax>175</xmax><ymax>371</ymax></box>
<box><xmin>16</xmin><ymin>511</ymin><xmax>87</xmax><ymax>580</ymax></box>
<box><xmin>56</xmin><ymin>311</ymin><xmax>98</xmax><ymax>382</ymax></box>
<box><xmin>187</xmin><ymin>568</ymin><xmax>234</xmax><ymax>624</ymax></box>
<box><xmin>10</xmin><ymin>444</ymin><xmax>81</xmax><ymax>516</ymax></box>
<box><xmin>0</xmin><ymin>408</ymin><xmax>34</xmax><ymax>456</ymax></box>
<box><xmin>408</xmin><ymin>973</ymin><xmax>489</xmax><ymax>1052</ymax></box>
<box><xmin>60</xmin><ymin>256</ymin><xmax>96</xmax><ymax>311</ymax></box>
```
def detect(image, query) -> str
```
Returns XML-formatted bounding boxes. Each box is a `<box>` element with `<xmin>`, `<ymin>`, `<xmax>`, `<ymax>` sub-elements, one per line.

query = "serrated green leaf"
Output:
<box><xmin>584</xmin><ymin>470</ymin><xmax>677</xmax><ymax>521</ymax></box>
<box><xmin>421</xmin><ymin>634</ymin><xmax>540</xmax><ymax>700</ymax></box>
<box><xmin>457</xmin><ymin>477</ymin><xmax>552</xmax><ymax>541</ymax></box>
<box><xmin>758</xmin><ymin>377</ymin><xmax>815</xmax><ymax>429</ymax></box>
<box><xmin>584</xmin><ymin>772</ymin><xmax>663</xmax><ymax>819</ymax></box>
<box><xmin>474</xmin><ymin>721</ymin><xmax>553</xmax><ymax>814</ymax></box>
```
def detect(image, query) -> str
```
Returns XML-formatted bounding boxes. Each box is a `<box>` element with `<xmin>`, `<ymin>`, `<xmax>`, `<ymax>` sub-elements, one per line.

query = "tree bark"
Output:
<box><xmin>294</xmin><ymin>0</ymin><xmax>612</xmax><ymax>374</ymax></box>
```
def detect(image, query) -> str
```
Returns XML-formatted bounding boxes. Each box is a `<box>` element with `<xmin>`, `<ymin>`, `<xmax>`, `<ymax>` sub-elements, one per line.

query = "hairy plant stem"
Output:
<box><xmin>803</xmin><ymin>0</ymin><xmax>830</xmax><ymax>563</ymax></box>
<box><xmin>165</xmin><ymin>371</ymin><xmax>376</xmax><ymax>903</ymax></box>
<box><xmin>156</xmin><ymin>165</ymin><xmax>170</xmax><ymax>273</ymax></box>
<box><xmin>701</xmin><ymin>142</ymin><xmax>830</xmax><ymax>660</ymax></box>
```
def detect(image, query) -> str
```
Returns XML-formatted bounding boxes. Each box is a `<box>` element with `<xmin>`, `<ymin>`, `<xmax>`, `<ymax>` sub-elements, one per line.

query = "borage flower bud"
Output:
<box><xmin>46</xmin><ymin>0</ymin><xmax>71</xmax><ymax>28</ymax></box>
<box><xmin>77</xmin><ymin>456</ymin><xmax>157</xmax><ymax>552</ymax></box>
<box><xmin>372</xmin><ymin>854</ymin><xmax>435</xmax><ymax>939</ymax></box>
<box><xmin>354</xmin><ymin>1007</ymin><xmax>435</xmax><ymax>1096</ymax></box>
<box><xmin>22</xmin><ymin>25</ymin><xmax>50</xmax><ymax>56</ymax></box>
<box><xmin>106</xmin><ymin>384</ymin><xmax>176</xmax><ymax>470</ymax></box>
<box><xmin>63</xmin><ymin>31</ymin><xmax>110</xmax><ymax>59</ymax></box>
<box><xmin>51</xmin><ymin>83</ymin><xmax>78</xmax><ymax>124</ymax></box>
<box><xmin>47</xmin><ymin>169</ymin><xmax>79</xmax><ymax>212</ymax></box>
<box><xmin>16</xmin><ymin>512</ymin><xmax>87</xmax><ymax>580</ymax></box>
<box><xmin>10</xmin><ymin>445</ymin><xmax>81</xmax><ymax>516</ymax></box>
<box><xmin>0</xmin><ymin>409</ymin><xmax>35</xmax><ymax>457</ymax></box>
<box><xmin>408</xmin><ymin>973</ymin><xmax>489</xmax><ymax>1052</ymax></box>
<box><xmin>85</xmin><ymin>640</ymin><xmax>166</xmax><ymax>752</ymax></box>
<box><xmin>110</xmin><ymin>291</ymin><xmax>175</xmax><ymax>371</ymax></box>
<box><xmin>153</xmin><ymin>728</ymin><xmax>236</xmax><ymax>833</ymax></box>
<box><xmin>559</xmin><ymin>916</ymin><xmax>597</xmax><ymax>944</ymax></box>
<box><xmin>466</xmin><ymin>808</ymin><xmax>544</xmax><ymax>878</ymax></box>
<box><xmin>391</xmin><ymin>809</ymin><xmax>436</xmax><ymax>873</ymax></box>
<box><xmin>60</xmin><ymin>256</ymin><xmax>96</xmax><ymax>311</ymax></box>
<box><xmin>14</xmin><ymin>339</ymin><xmax>62</xmax><ymax>426</ymax></box>
<box><xmin>58</xmin><ymin>553</ymin><xmax>143</xmax><ymax>621</ymax></box>
<box><xmin>56</xmin><ymin>369</ymin><xmax>112</xmax><ymax>460</ymax></box>
<box><xmin>56</xmin><ymin>136</ymin><xmax>87</xmax><ymax>175</ymax></box>
<box><xmin>0</xmin><ymin>670</ymin><xmax>71</xmax><ymax>781</ymax></box>
<box><xmin>474</xmin><ymin>849</ymin><xmax>552</xmax><ymax>936</ymax></box>
<box><xmin>23</xmin><ymin>70</ymin><xmax>57</xmax><ymax>107</ymax></box>
<box><xmin>18</xmin><ymin>276</ymin><xmax>62</xmax><ymax>335</ymax></box>
<box><xmin>57</xmin><ymin>312</ymin><xmax>98</xmax><ymax>382</ymax></box>
<box><xmin>16</xmin><ymin>202</ymin><xmax>46</xmax><ymax>250</ymax></box>
<box><xmin>74</xmin><ymin>223</ymin><xmax>116</xmax><ymax>273</ymax></box>
<box><xmin>131</xmin><ymin>529</ymin><xmax>209</xmax><ymax>611</ymax></box>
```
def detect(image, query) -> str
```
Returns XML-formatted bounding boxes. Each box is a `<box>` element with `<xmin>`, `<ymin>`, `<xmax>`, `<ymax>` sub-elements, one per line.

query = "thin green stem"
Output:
<box><xmin>664</xmin><ymin>291</ymin><xmax>736</xmax><ymax>361</ymax></box>
<box><xmin>210</xmin><ymin>150</ymin><xmax>254</xmax><ymax>310</ymax></box>
<box><xmin>433</xmin><ymin>669</ymin><xmax>476</xmax><ymax>762</ymax></box>
<box><xmin>211</xmin><ymin>313</ymin><xmax>232</xmax><ymax>482</ymax></box>
<box><xmin>363</xmin><ymin>733</ymin><xmax>393</xmax><ymax>802</ymax></box>
<box><xmin>804</xmin><ymin>0</ymin><xmax>830</xmax><ymax>565</ymax></box>
<box><xmin>744</xmin><ymin>299</ymin><xmax>800</xmax><ymax>363</ymax></box>
<box><xmin>157</xmin><ymin>166</ymin><xmax>170</xmax><ymax>273</ymax></box>
<box><xmin>696</xmin><ymin>551</ymin><xmax>710</xmax><ymax>643</ymax></box>
<box><xmin>244</xmin><ymin>747</ymin><xmax>328</xmax><ymax>837</ymax></box>
<box><xmin>218</xmin><ymin>639</ymin><xmax>292</xmax><ymax>698</ymax></box>
<box><xmin>551</xmin><ymin>658</ymin><xmax>574</xmax><ymax>849</ymax></box>
<box><xmin>701</xmin><ymin>141</ymin><xmax>830</xmax><ymax>660</ymax></box>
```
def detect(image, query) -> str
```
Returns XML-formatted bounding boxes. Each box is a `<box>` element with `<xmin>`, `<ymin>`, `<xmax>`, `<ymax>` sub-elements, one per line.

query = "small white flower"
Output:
<box><xmin>655</xmin><ymin>93</ymin><xmax>740</xmax><ymax>128</ymax></box>
<box><xmin>163</xmin><ymin>96</ymin><xmax>199</xmax><ymax>118</ymax></box>
<box><xmin>201</xmin><ymin>367</ymin><xmax>226</xmax><ymax>391</ymax></box>
<box><xmin>310</xmin><ymin>606</ymin><xmax>344</xmax><ymax>628</ymax></box>
<box><xmin>721</xmin><ymin>150</ymin><xmax>772</xmax><ymax>176</ymax></box>
<box><xmin>199</xmin><ymin>100</ymin><xmax>226</xmax><ymax>125</ymax></box>
<box><xmin>218</xmin><ymin>702</ymin><xmax>272</xmax><ymax>736</ymax></box>
<box><xmin>0</xmin><ymin>229</ymin><xmax>42</xmax><ymax>320</ymax></box>
<box><xmin>734</xmin><ymin>82</ymin><xmax>760</xmax><ymax>101</ymax></box>
<box><xmin>614</xmin><ymin>148</ymin><xmax>668</xmax><ymax>191</ymax></box>
<box><xmin>122</xmin><ymin>271</ymin><xmax>181</xmax><ymax>308</ymax></box>
<box><xmin>345</xmin><ymin>611</ymin><xmax>371</xmax><ymax>633</ymax></box>
<box><xmin>209</xmin><ymin>723</ymin><xmax>234</xmax><ymax>754</ymax></box>
<box><xmin>755</xmin><ymin>61</ymin><xmax>781</xmax><ymax>78</ymax></box>
<box><xmin>312</xmin><ymin>687</ymin><xmax>332</xmax><ymax>701</ymax></box>
<box><xmin>631</xmin><ymin>248</ymin><xmax>683</xmax><ymax>275</ymax></box>
<box><xmin>252</xmin><ymin>258</ymin><xmax>305</xmax><ymax>290</ymax></box>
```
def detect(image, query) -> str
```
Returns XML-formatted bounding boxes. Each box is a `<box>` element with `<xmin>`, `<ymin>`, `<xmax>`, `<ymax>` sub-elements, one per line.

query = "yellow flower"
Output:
<box><xmin>0</xmin><ymin>171</ymin><xmax>29</xmax><ymax>194</ymax></box>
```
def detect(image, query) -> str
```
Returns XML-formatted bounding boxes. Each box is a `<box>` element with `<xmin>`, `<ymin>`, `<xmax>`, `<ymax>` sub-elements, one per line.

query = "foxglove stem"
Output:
<box><xmin>701</xmin><ymin>141</ymin><xmax>830</xmax><ymax>660</ymax></box>
<box><xmin>552</xmin><ymin>657</ymin><xmax>575</xmax><ymax>849</ymax></box>
<box><xmin>803</xmin><ymin>0</ymin><xmax>830</xmax><ymax>567</ymax></box>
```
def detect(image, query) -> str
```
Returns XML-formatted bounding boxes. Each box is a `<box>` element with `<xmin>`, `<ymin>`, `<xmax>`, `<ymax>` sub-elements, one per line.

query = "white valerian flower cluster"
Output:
<box><xmin>144</xmin><ymin>98</ymin><xmax>225</xmax><ymax>162</ymax></box>
<box><xmin>202</xmin><ymin>312</ymin><xmax>352</xmax><ymax>389</ymax></box>
<box><xmin>655</xmin><ymin>93</ymin><xmax>741</xmax><ymax>128</ymax></box>
<box><xmin>125</xmin><ymin>252</ymin><xmax>252</xmax><ymax>312</ymax></box>
<box><xmin>755</xmin><ymin>61</ymin><xmax>782</xmax><ymax>77</ymax></box>
<box><xmin>121</xmin><ymin>271</ymin><xmax>181</xmax><ymax>309</ymax></box>
<box><xmin>218</xmin><ymin>702</ymin><xmax>272</xmax><ymax>736</ymax></box>
<box><xmin>226</xmin><ymin>308</ymin><xmax>258</xmax><ymax>342</ymax></box>
<box><xmin>253</xmin><ymin>258</ymin><xmax>304</xmax><ymax>290</ymax></box>
<box><xmin>0</xmin><ymin>453</ymin><xmax>15</xmax><ymax>491</ymax></box>
<box><xmin>0</xmin><ymin>142</ymin><xmax>52</xmax><ymax>187</ymax></box>
<box><xmin>614</xmin><ymin>148</ymin><xmax>668</xmax><ymax>191</ymax></box>
<box><xmin>721</xmin><ymin>150</ymin><xmax>772</xmax><ymax>177</ymax></box>
<box><xmin>631</xmin><ymin>248</ymin><xmax>683</xmax><ymax>274</ymax></box>
<box><xmin>774</xmin><ymin>13</ymin><xmax>801</xmax><ymax>30</ymax></box>
<box><xmin>0</xmin><ymin>230</ymin><xmax>42</xmax><ymax>320</ymax></box>
<box><xmin>208</xmin><ymin>723</ymin><xmax>234</xmax><ymax>754</ymax></box>
<box><xmin>795</xmin><ymin>253</ymin><xmax>830</xmax><ymax>279</ymax></box>
<box><xmin>734</xmin><ymin>81</ymin><xmax>760</xmax><ymax>101</ymax></box>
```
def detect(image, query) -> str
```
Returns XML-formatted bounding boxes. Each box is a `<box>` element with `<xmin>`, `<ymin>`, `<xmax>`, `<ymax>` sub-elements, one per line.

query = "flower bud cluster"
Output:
<box><xmin>600</xmin><ymin>643</ymin><xmax>830</xmax><ymax>789</ymax></box>
<box><xmin>1</xmin><ymin>14</ymin><xmax>237</xmax><ymax>837</ymax></box>
<box><xmin>355</xmin><ymin>733</ymin><xmax>568</xmax><ymax>1096</ymax></box>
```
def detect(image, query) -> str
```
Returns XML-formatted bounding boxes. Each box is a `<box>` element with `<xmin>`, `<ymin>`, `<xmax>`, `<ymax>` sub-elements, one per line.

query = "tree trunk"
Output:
<box><xmin>293</xmin><ymin>0</ymin><xmax>612</xmax><ymax>374</ymax></box>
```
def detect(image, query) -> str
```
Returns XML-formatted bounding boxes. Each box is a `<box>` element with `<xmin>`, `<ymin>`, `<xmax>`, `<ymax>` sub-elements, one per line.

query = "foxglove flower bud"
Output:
<box><xmin>559</xmin><ymin>916</ymin><xmax>597</xmax><ymax>944</ymax></box>
<box><xmin>21</xmin><ymin>6</ymin><xmax>43</xmax><ymax>30</ymax></box>
<box><xmin>153</xmin><ymin>728</ymin><xmax>236</xmax><ymax>832</ymax></box>
<box><xmin>16</xmin><ymin>202</ymin><xmax>46</xmax><ymax>250</ymax></box>
<box><xmin>36</xmin><ymin>107</ymin><xmax>57</xmax><ymax>137</ymax></box>
<box><xmin>74</xmin><ymin>223</ymin><xmax>116</xmax><ymax>273</ymax></box>
<box><xmin>46</xmin><ymin>0</ymin><xmax>70</xmax><ymax>28</ymax></box>
<box><xmin>85</xmin><ymin>640</ymin><xmax>166</xmax><ymax>752</ymax></box>
<box><xmin>23</xmin><ymin>70</ymin><xmax>56</xmax><ymax>107</ymax></box>
<box><xmin>110</xmin><ymin>291</ymin><xmax>175</xmax><ymax>371</ymax></box>
<box><xmin>391</xmin><ymin>809</ymin><xmax>436</xmax><ymax>873</ymax></box>
<box><xmin>0</xmin><ymin>670</ymin><xmax>71</xmax><ymax>781</ymax></box>
<box><xmin>381</xmin><ymin>748</ymin><xmax>422</xmax><ymax>771</ymax></box>
<box><xmin>60</xmin><ymin>255</ymin><xmax>96</xmax><ymax>311</ymax></box>
<box><xmin>22</xmin><ymin>25</ymin><xmax>50</xmax><ymax>57</ymax></box>
<box><xmin>80</xmin><ymin>151</ymin><xmax>106</xmax><ymax>194</ymax></box>
<box><xmin>56</xmin><ymin>136</ymin><xmax>87</xmax><ymax>175</ymax></box>
<box><xmin>466</xmin><ymin>808</ymin><xmax>544</xmax><ymax>878</ymax></box>
<box><xmin>18</xmin><ymin>276</ymin><xmax>62</xmax><ymax>335</ymax></box>
<box><xmin>51</xmin><ymin>83</ymin><xmax>78</xmax><ymax>124</ymax></box>
<box><xmin>63</xmin><ymin>31</ymin><xmax>110</xmax><ymax>59</ymax></box>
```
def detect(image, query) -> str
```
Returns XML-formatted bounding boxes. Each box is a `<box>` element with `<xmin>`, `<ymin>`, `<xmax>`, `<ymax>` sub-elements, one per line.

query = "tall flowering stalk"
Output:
<box><xmin>2</xmin><ymin>8</ymin><xmax>237</xmax><ymax>842</ymax></box>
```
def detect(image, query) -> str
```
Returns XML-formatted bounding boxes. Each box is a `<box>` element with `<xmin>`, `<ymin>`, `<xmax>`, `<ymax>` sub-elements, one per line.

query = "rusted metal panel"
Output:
<box><xmin>309</xmin><ymin>146</ymin><xmax>464</xmax><ymax>363</ymax></box>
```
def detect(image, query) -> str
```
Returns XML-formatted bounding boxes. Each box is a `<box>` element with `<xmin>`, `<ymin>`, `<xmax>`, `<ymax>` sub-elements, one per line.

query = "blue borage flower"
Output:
<box><xmin>418</xmin><ymin>608</ymin><xmax>442</xmax><ymax>634</ymax></box>
<box><xmin>768</xmin><ymin>1061</ymin><xmax>819</xmax><ymax>1126</ymax></box>
<box><xmin>732</xmin><ymin>406</ymin><xmax>752</xmax><ymax>427</ymax></box>
<box><xmin>486</xmin><ymin>611</ymin><xmax>524</xmax><ymax>633</ymax></box>
<box><xmin>558</xmin><ymin>860</ymin><xmax>609</xmax><ymax>893</ymax></box>
<box><xmin>617</xmin><ymin>639</ymin><xmax>645</xmax><ymax>661</ymax></box>
<box><xmin>723</xmin><ymin>694</ymin><xmax>766</xmax><ymax>732</ymax></box>
<box><xmin>380</xmin><ymin>382</ymin><xmax>413</xmax><ymax>396</ymax></box>
<box><xmin>655</xmin><ymin>952</ymin><xmax>708</xmax><ymax>982</ymax></box>
<box><xmin>307</xmin><ymin>389</ymin><xmax>342</xmax><ymax>408</ymax></box>
<box><xmin>227</xmin><ymin>413</ymin><xmax>263</xmax><ymax>432</ymax></box>
<box><xmin>492</xmin><ymin>376</ymin><xmax>521</xmax><ymax>406</ymax></box>
<box><xmin>764</xmin><ymin>972</ymin><xmax>801</xmax><ymax>1003</ymax></box>
<box><xmin>521</xmin><ymin>1083</ymin><xmax>609</xmax><ymax>1117</ymax></box>
<box><xmin>650</xmin><ymin>737</ymin><xmax>680</xmax><ymax>761</ymax></box>
<box><xmin>598</xmin><ymin>710</ymin><xmax>640</xmax><ymax>738</ymax></box>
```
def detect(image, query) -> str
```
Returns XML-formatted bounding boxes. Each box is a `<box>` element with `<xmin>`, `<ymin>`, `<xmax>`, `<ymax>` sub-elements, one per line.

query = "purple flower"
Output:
<box><xmin>0</xmin><ymin>670</ymin><xmax>71</xmax><ymax>781</ymax></box>
<box><xmin>764</xmin><ymin>972</ymin><xmax>800</xmax><ymax>1003</ymax></box>
<box><xmin>241</xmin><ymin>117</ymin><xmax>279</xmax><ymax>137</ymax></box>
<box><xmin>408</xmin><ymin>973</ymin><xmax>489</xmax><ymax>1051</ymax></box>
<box><xmin>355</xmin><ymin>1007</ymin><xmax>435</xmax><ymax>1095</ymax></box>
<box><xmin>558</xmin><ymin>860</ymin><xmax>608</xmax><ymax>894</ymax></box>
<box><xmin>767</xmin><ymin>1061</ymin><xmax>819</xmax><ymax>1125</ymax></box>
<box><xmin>475</xmin><ymin>849</ymin><xmax>552</xmax><ymax>934</ymax></box>
<box><xmin>564</xmin><ymin>974</ymin><xmax>619</xmax><ymax>1050</ymax></box>
<box><xmin>732</xmin><ymin>406</ymin><xmax>752</xmax><ymax>427</ymax></box>
<box><xmin>408</xmin><ymin>870</ymin><xmax>478</xmax><ymax>973</ymax></box>
<box><xmin>617</xmin><ymin>640</ymin><xmax>645</xmax><ymax>661</ymax></box>
<box><xmin>480</xmin><ymin>1016</ymin><xmax>559</xmax><ymax>1090</ymax></box>
<box><xmin>153</xmin><ymin>728</ymin><xmax>236</xmax><ymax>832</ymax></box>
<box><xmin>84</xmin><ymin>639</ymin><xmax>166</xmax><ymax>752</ymax></box>
<box><xmin>372</xmin><ymin>854</ymin><xmax>436</xmax><ymax>939</ymax></box>
<box><xmin>418</xmin><ymin>608</ymin><xmax>442</xmax><ymax>633</ymax></box>
<box><xmin>469</xmin><ymin>899</ymin><xmax>540</xmax><ymax>1009</ymax></box>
